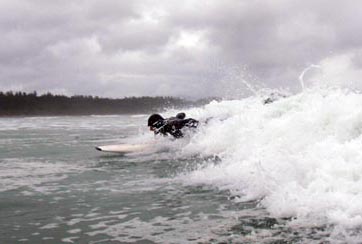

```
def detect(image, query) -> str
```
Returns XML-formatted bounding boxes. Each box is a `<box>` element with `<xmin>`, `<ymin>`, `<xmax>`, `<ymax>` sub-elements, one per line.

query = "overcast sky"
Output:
<box><xmin>1</xmin><ymin>0</ymin><xmax>362</xmax><ymax>98</ymax></box>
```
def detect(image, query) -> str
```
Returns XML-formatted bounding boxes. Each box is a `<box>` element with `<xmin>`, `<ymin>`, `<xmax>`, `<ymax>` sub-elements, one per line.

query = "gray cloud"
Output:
<box><xmin>1</xmin><ymin>0</ymin><xmax>362</xmax><ymax>98</ymax></box>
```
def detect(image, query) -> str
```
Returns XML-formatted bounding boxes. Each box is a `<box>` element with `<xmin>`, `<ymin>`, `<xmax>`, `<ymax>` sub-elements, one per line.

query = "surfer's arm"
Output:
<box><xmin>183</xmin><ymin>118</ymin><xmax>199</xmax><ymax>128</ymax></box>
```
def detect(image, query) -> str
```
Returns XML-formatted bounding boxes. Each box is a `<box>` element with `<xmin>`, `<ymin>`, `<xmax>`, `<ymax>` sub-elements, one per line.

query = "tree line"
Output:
<box><xmin>0</xmin><ymin>91</ymin><xmax>206</xmax><ymax>116</ymax></box>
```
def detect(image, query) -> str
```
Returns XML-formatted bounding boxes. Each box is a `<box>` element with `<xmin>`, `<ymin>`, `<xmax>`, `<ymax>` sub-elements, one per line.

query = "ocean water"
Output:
<box><xmin>2</xmin><ymin>88</ymin><xmax>362</xmax><ymax>243</ymax></box>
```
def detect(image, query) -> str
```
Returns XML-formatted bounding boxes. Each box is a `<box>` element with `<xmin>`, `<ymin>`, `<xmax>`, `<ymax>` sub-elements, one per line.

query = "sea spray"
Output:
<box><xmin>298</xmin><ymin>64</ymin><xmax>322</xmax><ymax>91</ymax></box>
<box><xmin>177</xmin><ymin>87</ymin><xmax>362</xmax><ymax>238</ymax></box>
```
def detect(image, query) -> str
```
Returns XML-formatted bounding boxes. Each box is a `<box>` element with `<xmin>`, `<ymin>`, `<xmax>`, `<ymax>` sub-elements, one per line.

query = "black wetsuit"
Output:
<box><xmin>154</xmin><ymin>118</ymin><xmax>199</xmax><ymax>138</ymax></box>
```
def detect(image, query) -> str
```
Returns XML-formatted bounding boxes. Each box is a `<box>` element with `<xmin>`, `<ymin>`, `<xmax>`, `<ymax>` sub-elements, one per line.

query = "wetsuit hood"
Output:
<box><xmin>148</xmin><ymin>114</ymin><xmax>164</xmax><ymax>126</ymax></box>
<box><xmin>176</xmin><ymin>112</ymin><xmax>186</xmax><ymax>119</ymax></box>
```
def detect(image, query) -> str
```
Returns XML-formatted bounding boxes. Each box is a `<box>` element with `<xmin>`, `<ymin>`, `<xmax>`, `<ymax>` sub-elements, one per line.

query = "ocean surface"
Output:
<box><xmin>2</xmin><ymin>88</ymin><xmax>362</xmax><ymax>243</ymax></box>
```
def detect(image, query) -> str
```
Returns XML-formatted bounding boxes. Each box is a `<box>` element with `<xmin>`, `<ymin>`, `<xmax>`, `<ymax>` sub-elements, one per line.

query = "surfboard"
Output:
<box><xmin>95</xmin><ymin>143</ymin><xmax>153</xmax><ymax>154</ymax></box>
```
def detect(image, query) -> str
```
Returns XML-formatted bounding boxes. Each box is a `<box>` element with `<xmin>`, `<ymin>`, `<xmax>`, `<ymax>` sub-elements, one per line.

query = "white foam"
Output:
<box><xmin>0</xmin><ymin>158</ymin><xmax>85</xmax><ymax>193</ymax></box>
<box><xmin>40</xmin><ymin>223</ymin><xmax>59</xmax><ymax>229</ymax></box>
<box><xmin>85</xmin><ymin>211</ymin><xmax>240</xmax><ymax>243</ymax></box>
<box><xmin>177</xmin><ymin>88</ymin><xmax>362</xmax><ymax>235</ymax></box>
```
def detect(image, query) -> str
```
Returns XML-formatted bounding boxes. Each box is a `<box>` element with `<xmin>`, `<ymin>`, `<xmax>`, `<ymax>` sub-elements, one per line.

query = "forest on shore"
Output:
<box><xmin>0</xmin><ymin>91</ymin><xmax>212</xmax><ymax>116</ymax></box>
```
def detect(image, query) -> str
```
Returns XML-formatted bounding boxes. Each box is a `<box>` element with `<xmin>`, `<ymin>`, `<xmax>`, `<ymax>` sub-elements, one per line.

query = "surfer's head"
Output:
<box><xmin>148</xmin><ymin>114</ymin><xmax>164</xmax><ymax>130</ymax></box>
<box><xmin>176</xmin><ymin>112</ymin><xmax>186</xmax><ymax>119</ymax></box>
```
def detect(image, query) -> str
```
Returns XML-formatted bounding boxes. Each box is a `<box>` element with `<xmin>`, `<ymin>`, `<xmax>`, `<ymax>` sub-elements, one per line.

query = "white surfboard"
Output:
<box><xmin>95</xmin><ymin>143</ymin><xmax>153</xmax><ymax>154</ymax></box>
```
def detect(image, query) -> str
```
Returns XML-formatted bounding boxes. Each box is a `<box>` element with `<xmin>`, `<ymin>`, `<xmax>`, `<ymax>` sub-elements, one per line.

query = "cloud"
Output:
<box><xmin>0</xmin><ymin>0</ymin><xmax>362</xmax><ymax>98</ymax></box>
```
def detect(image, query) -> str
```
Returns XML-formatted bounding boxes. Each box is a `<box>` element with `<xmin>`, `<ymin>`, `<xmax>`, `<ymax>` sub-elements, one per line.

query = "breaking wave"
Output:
<box><xmin>175</xmin><ymin>87</ymin><xmax>362</xmax><ymax>241</ymax></box>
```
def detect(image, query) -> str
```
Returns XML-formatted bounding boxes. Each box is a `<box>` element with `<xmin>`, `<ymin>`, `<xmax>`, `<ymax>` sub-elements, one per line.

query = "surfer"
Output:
<box><xmin>147</xmin><ymin>113</ymin><xmax>199</xmax><ymax>138</ymax></box>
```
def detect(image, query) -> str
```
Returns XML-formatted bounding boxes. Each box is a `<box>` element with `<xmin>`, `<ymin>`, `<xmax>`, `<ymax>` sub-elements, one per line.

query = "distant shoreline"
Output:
<box><xmin>0</xmin><ymin>113</ymin><xmax>146</xmax><ymax>118</ymax></box>
<box><xmin>0</xmin><ymin>91</ymin><xmax>216</xmax><ymax>117</ymax></box>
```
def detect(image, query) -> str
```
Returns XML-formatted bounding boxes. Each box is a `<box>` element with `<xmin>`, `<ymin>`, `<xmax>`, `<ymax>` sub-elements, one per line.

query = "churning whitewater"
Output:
<box><xmin>177</xmin><ymin>87</ymin><xmax>362</xmax><ymax>240</ymax></box>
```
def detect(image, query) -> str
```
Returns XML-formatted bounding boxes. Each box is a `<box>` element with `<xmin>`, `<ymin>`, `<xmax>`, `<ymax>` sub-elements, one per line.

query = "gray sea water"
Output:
<box><xmin>0</xmin><ymin>115</ymin><xmax>286</xmax><ymax>244</ymax></box>
<box><xmin>0</xmin><ymin>107</ymin><xmax>359</xmax><ymax>243</ymax></box>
